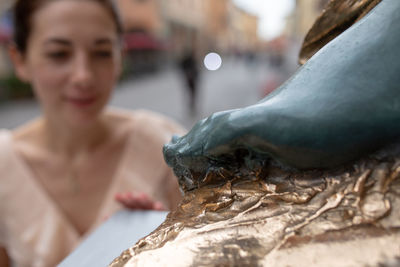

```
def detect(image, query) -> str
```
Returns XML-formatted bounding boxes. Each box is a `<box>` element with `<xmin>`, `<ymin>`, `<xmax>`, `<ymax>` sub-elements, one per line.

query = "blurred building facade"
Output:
<box><xmin>203</xmin><ymin>0</ymin><xmax>230</xmax><ymax>52</ymax></box>
<box><xmin>285</xmin><ymin>0</ymin><xmax>329</xmax><ymax>40</ymax></box>
<box><xmin>158</xmin><ymin>0</ymin><xmax>207</xmax><ymax>58</ymax></box>
<box><xmin>117</xmin><ymin>0</ymin><xmax>163</xmax><ymax>34</ymax></box>
<box><xmin>228</xmin><ymin>3</ymin><xmax>259</xmax><ymax>53</ymax></box>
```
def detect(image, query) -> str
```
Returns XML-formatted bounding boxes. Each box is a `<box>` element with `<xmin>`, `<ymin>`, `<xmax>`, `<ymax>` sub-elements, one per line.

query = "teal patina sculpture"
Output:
<box><xmin>164</xmin><ymin>0</ymin><xmax>400</xmax><ymax>190</ymax></box>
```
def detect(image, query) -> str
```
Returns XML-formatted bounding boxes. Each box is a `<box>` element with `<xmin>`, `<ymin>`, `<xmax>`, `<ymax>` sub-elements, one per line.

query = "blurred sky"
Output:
<box><xmin>233</xmin><ymin>0</ymin><xmax>295</xmax><ymax>41</ymax></box>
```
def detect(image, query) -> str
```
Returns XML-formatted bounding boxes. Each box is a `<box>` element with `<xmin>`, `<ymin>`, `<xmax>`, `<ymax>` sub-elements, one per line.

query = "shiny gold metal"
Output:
<box><xmin>299</xmin><ymin>0</ymin><xmax>381</xmax><ymax>65</ymax></box>
<box><xmin>110</xmin><ymin>144</ymin><xmax>400</xmax><ymax>266</ymax></box>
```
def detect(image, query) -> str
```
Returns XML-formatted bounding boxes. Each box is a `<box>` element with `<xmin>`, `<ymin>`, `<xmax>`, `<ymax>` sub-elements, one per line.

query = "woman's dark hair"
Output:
<box><xmin>13</xmin><ymin>0</ymin><xmax>123</xmax><ymax>53</ymax></box>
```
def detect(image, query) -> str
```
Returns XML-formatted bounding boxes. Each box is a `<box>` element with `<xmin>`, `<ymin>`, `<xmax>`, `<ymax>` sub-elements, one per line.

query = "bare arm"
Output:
<box><xmin>0</xmin><ymin>247</ymin><xmax>9</xmax><ymax>267</ymax></box>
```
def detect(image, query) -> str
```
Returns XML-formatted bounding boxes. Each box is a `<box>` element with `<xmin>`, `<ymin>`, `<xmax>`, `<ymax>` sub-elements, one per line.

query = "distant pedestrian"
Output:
<box><xmin>179</xmin><ymin>49</ymin><xmax>199</xmax><ymax>115</ymax></box>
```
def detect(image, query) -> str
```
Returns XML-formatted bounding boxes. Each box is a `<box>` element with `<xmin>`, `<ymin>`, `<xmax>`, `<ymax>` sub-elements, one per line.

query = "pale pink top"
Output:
<box><xmin>0</xmin><ymin>110</ymin><xmax>185</xmax><ymax>267</ymax></box>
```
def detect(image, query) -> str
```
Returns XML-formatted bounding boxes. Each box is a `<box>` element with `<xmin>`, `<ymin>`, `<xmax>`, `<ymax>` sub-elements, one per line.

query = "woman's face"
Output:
<box><xmin>14</xmin><ymin>0</ymin><xmax>122</xmax><ymax>127</ymax></box>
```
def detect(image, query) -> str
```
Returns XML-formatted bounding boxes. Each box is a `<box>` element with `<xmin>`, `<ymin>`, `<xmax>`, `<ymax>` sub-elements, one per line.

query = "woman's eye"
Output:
<box><xmin>46</xmin><ymin>51</ymin><xmax>69</xmax><ymax>60</ymax></box>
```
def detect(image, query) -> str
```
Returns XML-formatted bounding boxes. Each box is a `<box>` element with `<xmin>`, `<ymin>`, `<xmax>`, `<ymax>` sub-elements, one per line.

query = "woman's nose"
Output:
<box><xmin>71</xmin><ymin>54</ymin><xmax>94</xmax><ymax>88</ymax></box>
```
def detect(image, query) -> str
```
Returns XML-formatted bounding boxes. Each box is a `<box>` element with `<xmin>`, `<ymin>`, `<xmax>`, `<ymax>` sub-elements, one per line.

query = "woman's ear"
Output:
<box><xmin>8</xmin><ymin>44</ymin><xmax>30</xmax><ymax>82</ymax></box>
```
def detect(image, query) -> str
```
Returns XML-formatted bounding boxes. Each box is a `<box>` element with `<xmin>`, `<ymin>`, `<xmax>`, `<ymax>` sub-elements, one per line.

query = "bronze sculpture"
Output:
<box><xmin>110</xmin><ymin>0</ymin><xmax>400</xmax><ymax>265</ymax></box>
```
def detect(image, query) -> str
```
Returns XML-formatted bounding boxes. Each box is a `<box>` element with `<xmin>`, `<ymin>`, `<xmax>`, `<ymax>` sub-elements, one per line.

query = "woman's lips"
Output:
<box><xmin>64</xmin><ymin>96</ymin><xmax>97</xmax><ymax>107</ymax></box>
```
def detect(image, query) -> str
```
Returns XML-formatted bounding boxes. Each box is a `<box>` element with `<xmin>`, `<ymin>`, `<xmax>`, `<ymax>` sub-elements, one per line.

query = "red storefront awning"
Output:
<box><xmin>123</xmin><ymin>32</ymin><xmax>167</xmax><ymax>51</ymax></box>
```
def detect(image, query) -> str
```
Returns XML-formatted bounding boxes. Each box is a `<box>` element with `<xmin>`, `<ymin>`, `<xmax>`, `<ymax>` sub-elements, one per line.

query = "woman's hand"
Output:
<box><xmin>115</xmin><ymin>192</ymin><xmax>165</xmax><ymax>211</ymax></box>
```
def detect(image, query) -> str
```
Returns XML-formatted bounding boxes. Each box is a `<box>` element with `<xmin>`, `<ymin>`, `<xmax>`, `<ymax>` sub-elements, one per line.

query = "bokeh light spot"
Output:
<box><xmin>204</xmin><ymin>52</ymin><xmax>222</xmax><ymax>71</ymax></box>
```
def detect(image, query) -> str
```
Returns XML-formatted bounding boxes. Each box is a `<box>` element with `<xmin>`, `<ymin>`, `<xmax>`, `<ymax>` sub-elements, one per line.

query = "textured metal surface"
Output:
<box><xmin>299</xmin><ymin>0</ymin><xmax>381</xmax><ymax>64</ymax></box>
<box><xmin>110</xmin><ymin>144</ymin><xmax>400</xmax><ymax>266</ymax></box>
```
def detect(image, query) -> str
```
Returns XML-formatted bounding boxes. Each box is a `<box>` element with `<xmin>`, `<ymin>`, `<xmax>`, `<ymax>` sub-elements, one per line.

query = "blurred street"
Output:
<box><xmin>0</xmin><ymin>58</ymin><xmax>286</xmax><ymax>131</ymax></box>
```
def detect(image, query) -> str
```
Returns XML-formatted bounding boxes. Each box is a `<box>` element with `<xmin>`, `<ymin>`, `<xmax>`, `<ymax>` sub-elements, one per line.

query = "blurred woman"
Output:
<box><xmin>0</xmin><ymin>0</ymin><xmax>184</xmax><ymax>266</ymax></box>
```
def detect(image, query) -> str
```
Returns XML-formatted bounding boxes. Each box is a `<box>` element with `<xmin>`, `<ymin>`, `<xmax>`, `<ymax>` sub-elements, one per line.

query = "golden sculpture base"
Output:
<box><xmin>110</xmin><ymin>147</ymin><xmax>400</xmax><ymax>266</ymax></box>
